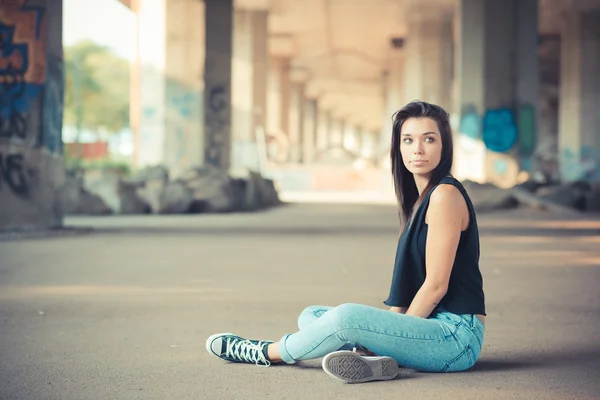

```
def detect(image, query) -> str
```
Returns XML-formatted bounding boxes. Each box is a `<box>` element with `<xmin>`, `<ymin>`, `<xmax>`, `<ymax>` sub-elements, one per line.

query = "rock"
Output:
<box><xmin>136</xmin><ymin>179</ymin><xmax>166</xmax><ymax>214</ymax></box>
<box><xmin>229</xmin><ymin>168</ymin><xmax>281</xmax><ymax>210</ymax></box>
<box><xmin>127</xmin><ymin>165</ymin><xmax>169</xmax><ymax>186</ymax></box>
<box><xmin>59</xmin><ymin>173</ymin><xmax>112</xmax><ymax>215</ymax></box>
<box><xmin>511</xmin><ymin>187</ymin><xmax>582</xmax><ymax>216</ymax></box>
<box><xmin>584</xmin><ymin>183</ymin><xmax>600</xmax><ymax>212</ymax></box>
<box><xmin>461</xmin><ymin>180</ymin><xmax>519</xmax><ymax>212</ymax></box>
<box><xmin>159</xmin><ymin>181</ymin><xmax>194</xmax><ymax>214</ymax></box>
<box><xmin>119</xmin><ymin>181</ymin><xmax>152</xmax><ymax>214</ymax></box>
<box><xmin>515</xmin><ymin>180</ymin><xmax>543</xmax><ymax>193</ymax></box>
<box><xmin>83</xmin><ymin>168</ymin><xmax>150</xmax><ymax>214</ymax></box>
<box><xmin>182</xmin><ymin>166</ymin><xmax>237</xmax><ymax>213</ymax></box>
<box><xmin>536</xmin><ymin>183</ymin><xmax>588</xmax><ymax>211</ymax></box>
<box><xmin>83</xmin><ymin>169</ymin><xmax>123</xmax><ymax>213</ymax></box>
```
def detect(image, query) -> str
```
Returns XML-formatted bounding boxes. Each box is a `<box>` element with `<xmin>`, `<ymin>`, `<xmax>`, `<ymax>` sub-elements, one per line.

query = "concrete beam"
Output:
<box><xmin>269</xmin><ymin>34</ymin><xmax>297</xmax><ymax>58</ymax></box>
<box><xmin>235</xmin><ymin>0</ymin><xmax>270</xmax><ymax>10</ymax></box>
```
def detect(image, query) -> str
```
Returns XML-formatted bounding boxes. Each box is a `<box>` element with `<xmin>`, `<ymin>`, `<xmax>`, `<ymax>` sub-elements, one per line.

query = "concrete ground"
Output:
<box><xmin>1</xmin><ymin>202</ymin><xmax>599</xmax><ymax>400</ymax></box>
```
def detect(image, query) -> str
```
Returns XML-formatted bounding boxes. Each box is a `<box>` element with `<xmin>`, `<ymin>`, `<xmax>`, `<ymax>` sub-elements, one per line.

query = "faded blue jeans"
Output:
<box><xmin>277</xmin><ymin>303</ymin><xmax>485</xmax><ymax>372</ymax></box>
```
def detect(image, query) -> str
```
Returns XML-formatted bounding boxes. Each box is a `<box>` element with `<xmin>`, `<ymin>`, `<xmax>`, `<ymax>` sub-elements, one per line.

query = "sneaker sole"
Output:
<box><xmin>322</xmin><ymin>351</ymin><xmax>399</xmax><ymax>384</ymax></box>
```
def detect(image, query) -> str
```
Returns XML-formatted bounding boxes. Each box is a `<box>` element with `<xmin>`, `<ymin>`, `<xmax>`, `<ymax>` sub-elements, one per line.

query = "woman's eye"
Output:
<box><xmin>425</xmin><ymin>137</ymin><xmax>435</xmax><ymax>143</ymax></box>
<box><xmin>403</xmin><ymin>138</ymin><xmax>412</xmax><ymax>144</ymax></box>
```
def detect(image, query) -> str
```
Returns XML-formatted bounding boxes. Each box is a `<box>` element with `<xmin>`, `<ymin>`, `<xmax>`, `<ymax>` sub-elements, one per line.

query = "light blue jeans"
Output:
<box><xmin>277</xmin><ymin>303</ymin><xmax>485</xmax><ymax>372</ymax></box>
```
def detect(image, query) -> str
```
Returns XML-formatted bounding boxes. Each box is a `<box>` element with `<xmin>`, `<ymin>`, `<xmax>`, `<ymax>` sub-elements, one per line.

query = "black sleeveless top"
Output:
<box><xmin>383</xmin><ymin>176</ymin><xmax>486</xmax><ymax>316</ymax></box>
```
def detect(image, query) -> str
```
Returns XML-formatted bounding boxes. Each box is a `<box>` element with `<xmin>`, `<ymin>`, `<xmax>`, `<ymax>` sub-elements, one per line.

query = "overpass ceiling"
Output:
<box><xmin>265</xmin><ymin>0</ymin><xmax>417</xmax><ymax>129</ymax></box>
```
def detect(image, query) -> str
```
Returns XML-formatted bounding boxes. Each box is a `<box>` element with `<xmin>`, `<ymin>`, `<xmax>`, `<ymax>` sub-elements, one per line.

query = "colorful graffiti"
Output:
<box><xmin>0</xmin><ymin>152</ymin><xmax>29</xmax><ymax>197</ymax></box>
<box><xmin>482</xmin><ymin>108</ymin><xmax>518</xmax><ymax>153</ymax></box>
<box><xmin>205</xmin><ymin>84</ymin><xmax>229</xmax><ymax>168</ymax></box>
<box><xmin>0</xmin><ymin>1</ymin><xmax>47</xmax><ymax>144</ymax></box>
<box><xmin>459</xmin><ymin>104</ymin><xmax>536</xmax><ymax>157</ymax></box>
<box><xmin>517</xmin><ymin>104</ymin><xmax>536</xmax><ymax>156</ymax></box>
<box><xmin>560</xmin><ymin>146</ymin><xmax>598</xmax><ymax>182</ymax></box>
<box><xmin>459</xmin><ymin>104</ymin><xmax>480</xmax><ymax>140</ymax></box>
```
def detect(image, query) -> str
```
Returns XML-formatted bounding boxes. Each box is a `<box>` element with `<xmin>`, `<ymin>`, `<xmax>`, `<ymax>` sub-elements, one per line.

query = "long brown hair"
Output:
<box><xmin>390</xmin><ymin>101</ymin><xmax>454</xmax><ymax>232</ymax></box>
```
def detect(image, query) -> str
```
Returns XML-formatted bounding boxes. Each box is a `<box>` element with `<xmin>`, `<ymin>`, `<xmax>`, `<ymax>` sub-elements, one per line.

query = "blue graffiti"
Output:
<box><xmin>493</xmin><ymin>158</ymin><xmax>508</xmax><ymax>175</ymax></box>
<box><xmin>482</xmin><ymin>108</ymin><xmax>517</xmax><ymax>153</ymax></box>
<box><xmin>560</xmin><ymin>146</ymin><xmax>598</xmax><ymax>181</ymax></box>
<box><xmin>520</xmin><ymin>156</ymin><xmax>532</xmax><ymax>172</ymax></box>
<box><xmin>20</xmin><ymin>1</ymin><xmax>46</xmax><ymax>40</ymax></box>
<box><xmin>459</xmin><ymin>105</ymin><xmax>480</xmax><ymax>140</ymax></box>
<box><xmin>41</xmin><ymin>54</ymin><xmax>63</xmax><ymax>153</ymax></box>
<box><xmin>0</xmin><ymin>21</ymin><xmax>43</xmax><ymax>141</ymax></box>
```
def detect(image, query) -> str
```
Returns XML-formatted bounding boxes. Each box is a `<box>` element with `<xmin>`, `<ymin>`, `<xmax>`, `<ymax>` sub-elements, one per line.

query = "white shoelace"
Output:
<box><xmin>225</xmin><ymin>338</ymin><xmax>271</xmax><ymax>367</ymax></box>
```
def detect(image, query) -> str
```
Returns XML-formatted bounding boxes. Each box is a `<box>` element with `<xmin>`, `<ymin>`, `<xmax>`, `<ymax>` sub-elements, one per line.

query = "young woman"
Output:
<box><xmin>206</xmin><ymin>101</ymin><xmax>486</xmax><ymax>383</ymax></box>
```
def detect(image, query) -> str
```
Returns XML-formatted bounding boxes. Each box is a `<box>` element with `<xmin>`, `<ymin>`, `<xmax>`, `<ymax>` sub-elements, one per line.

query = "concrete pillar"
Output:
<box><xmin>558</xmin><ymin>8</ymin><xmax>600</xmax><ymax>182</ymax></box>
<box><xmin>454</xmin><ymin>0</ymin><xmax>539</xmax><ymax>188</ymax></box>
<box><xmin>360</xmin><ymin>128</ymin><xmax>376</xmax><ymax>159</ymax></box>
<box><xmin>289</xmin><ymin>80</ymin><xmax>306</xmax><ymax>163</ymax></box>
<box><xmin>134</xmin><ymin>0</ymin><xmax>204</xmax><ymax>175</ymax></box>
<box><xmin>0</xmin><ymin>0</ymin><xmax>65</xmax><ymax>230</ymax></box>
<box><xmin>204</xmin><ymin>0</ymin><xmax>233</xmax><ymax>170</ymax></box>
<box><xmin>316</xmin><ymin>108</ymin><xmax>331</xmax><ymax>156</ymax></box>
<box><xmin>343</xmin><ymin>125</ymin><xmax>360</xmax><ymax>154</ymax></box>
<box><xmin>330</xmin><ymin>118</ymin><xmax>344</xmax><ymax>149</ymax></box>
<box><xmin>267</xmin><ymin>57</ymin><xmax>291</xmax><ymax>137</ymax></box>
<box><xmin>231</xmin><ymin>9</ymin><xmax>267</xmax><ymax>170</ymax></box>
<box><xmin>403</xmin><ymin>8</ymin><xmax>452</xmax><ymax>110</ymax></box>
<box><xmin>302</xmin><ymin>98</ymin><xmax>318</xmax><ymax>163</ymax></box>
<box><xmin>379</xmin><ymin>44</ymin><xmax>404</xmax><ymax>162</ymax></box>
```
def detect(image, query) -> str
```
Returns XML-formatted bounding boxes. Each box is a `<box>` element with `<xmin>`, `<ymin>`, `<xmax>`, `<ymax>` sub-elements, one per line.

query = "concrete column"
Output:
<box><xmin>134</xmin><ymin>0</ymin><xmax>204</xmax><ymax>175</ymax></box>
<box><xmin>267</xmin><ymin>57</ymin><xmax>291</xmax><ymax>137</ymax></box>
<box><xmin>289</xmin><ymin>80</ymin><xmax>306</xmax><ymax>163</ymax></box>
<box><xmin>316</xmin><ymin>108</ymin><xmax>331</xmax><ymax>156</ymax></box>
<box><xmin>403</xmin><ymin>8</ymin><xmax>452</xmax><ymax>110</ymax></box>
<box><xmin>360</xmin><ymin>128</ymin><xmax>376</xmax><ymax>159</ymax></box>
<box><xmin>454</xmin><ymin>0</ymin><xmax>538</xmax><ymax>188</ymax></box>
<box><xmin>231</xmin><ymin>9</ymin><xmax>268</xmax><ymax>170</ymax></box>
<box><xmin>379</xmin><ymin>44</ymin><xmax>404</xmax><ymax>162</ymax></box>
<box><xmin>0</xmin><ymin>0</ymin><xmax>65</xmax><ymax>230</ymax></box>
<box><xmin>204</xmin><ymin>0</ymin><xmax>233</xmax><ymax>170</ymax></box>
<box><xmin>330</xmin><ymin>118</ymin><xmax>344</xmax><ymax>149</ymax></box>
<box><xmin>302</xmin><ymin>98</ymin><xmax>318</xmax><ymax>163</ymax></box>
<box><xmin>343</xmin><ymin>124</ymin><xmax>359</xmax><ymax>154</ymax></box>
<box><xmin>558</xmin><ymin>8</ymin><xmax>600</xmax><ymax>182</ymax></box>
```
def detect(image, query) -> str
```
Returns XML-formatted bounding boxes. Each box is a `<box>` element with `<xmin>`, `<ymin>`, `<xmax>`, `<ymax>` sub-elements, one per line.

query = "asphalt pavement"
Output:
<box><xmin>1</xmin><ymin>203</ymin><xmax>599</xmax><ymax>400</ymax></box>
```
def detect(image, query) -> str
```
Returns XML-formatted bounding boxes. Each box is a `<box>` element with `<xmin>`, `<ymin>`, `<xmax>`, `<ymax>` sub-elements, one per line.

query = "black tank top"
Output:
<box><xmin>384</xmin><ymin>176</ymin><xmax>486</xmax><ymax>316</ymax></box>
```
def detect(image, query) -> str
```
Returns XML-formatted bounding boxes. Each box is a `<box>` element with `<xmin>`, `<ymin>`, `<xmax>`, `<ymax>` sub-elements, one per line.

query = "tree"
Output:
<box><xmin>64</xmin><ymin>40</ymin><xmax>130</xmax><ymax>136</ymax></box>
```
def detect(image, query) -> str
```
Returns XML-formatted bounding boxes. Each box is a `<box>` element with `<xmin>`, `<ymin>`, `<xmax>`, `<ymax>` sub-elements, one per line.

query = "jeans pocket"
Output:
<box><xmin>441</xmin><ymin>345</ymin><xmax>476</xmax><ymax>373</ymax></box>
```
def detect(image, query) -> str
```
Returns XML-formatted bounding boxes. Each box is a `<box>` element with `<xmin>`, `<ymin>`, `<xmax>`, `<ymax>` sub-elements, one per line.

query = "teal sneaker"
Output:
<box><xmin>206</xmin><ymin>333</ymin><xmax>273</xmax><ymax>367</ymax></box>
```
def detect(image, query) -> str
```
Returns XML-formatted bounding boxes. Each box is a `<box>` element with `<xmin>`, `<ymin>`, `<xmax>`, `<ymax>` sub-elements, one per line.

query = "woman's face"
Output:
<box><xmin>399</xmin><ymin>117</ymin><xmax>443</xmax><ymax>177</ymax></box>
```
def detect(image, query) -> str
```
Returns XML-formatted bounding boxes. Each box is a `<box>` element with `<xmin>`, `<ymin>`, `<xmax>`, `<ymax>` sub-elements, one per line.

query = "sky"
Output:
<box><xmin>63</xmin><ymin>0</ymin><xmax>136</xmax><ymax>61</ymax></box>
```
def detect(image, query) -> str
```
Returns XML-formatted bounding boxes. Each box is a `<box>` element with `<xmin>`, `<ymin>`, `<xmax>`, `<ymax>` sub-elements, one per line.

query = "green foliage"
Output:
<box><xmin>64</xmin><ymin>154</ymin><xmax>132</xmax><ymax>176</ymax></box>
<box><xmin>64</xmin><ymin>40</ymin><xmax>130</xmax><ymax>134</ymax></box>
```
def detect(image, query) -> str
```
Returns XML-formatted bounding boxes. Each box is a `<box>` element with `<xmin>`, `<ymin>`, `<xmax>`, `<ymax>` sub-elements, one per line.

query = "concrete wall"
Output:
<box><xmin>0</xmin><ymin>0</ymin><xmax>65</xmax><ymax>230</ymax></box>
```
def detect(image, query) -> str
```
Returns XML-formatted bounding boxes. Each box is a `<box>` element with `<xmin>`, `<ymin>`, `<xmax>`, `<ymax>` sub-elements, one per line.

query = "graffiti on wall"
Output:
<box><xmin>517</xmin><ymin>104</ymin><xmax>536</xmax><ymax>157</ymax></box>
<box><xmin>41</xmin><ymin>51</ymin><xmax>63</xmax><ymax>153</ymax></box>
<box><xmin>204</xmin><ymin>85</ymin><xmax>229</xmax><ymax>168</ymax></box>
<box><xmin>0</xmin><ymin>152</ymin><xmax>29</xmax><ymax>197</ymax></box>
<box><xmin>560</xmin><ymin>146</ymin><xmax>598</xmax><ymax>181</ymax></box>
<box><xmin>0</xmin><ymin>0</ymin><xmax>52</xmax><ymax>200</ymax></box>
<box><xmin>168</xmin><ymin>88</ymin><xmax>200</xmax><ymax>170</ymax></box>
<box><xmin>482</xmin><ymin>108</ymin><xmax>518</xmax><ymax>153</ymax></box>
<box><xmin>459</xmin><ymin>104</ymin><xmax>536</xmax><ymax>155</ymax></box>
<box><xmin>0</xmin><ymin>1</ymin><xmax>48</xmax><ymax>145</ymax></box>
<box><xmin>459</xmin><ymin>104</ymin><xmax>480</xmax><ymax>141</ymax></box>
